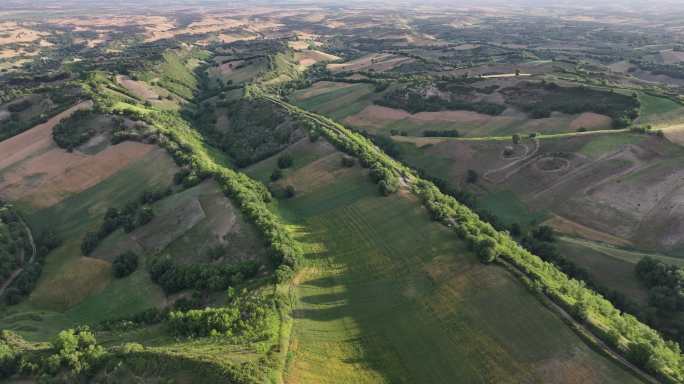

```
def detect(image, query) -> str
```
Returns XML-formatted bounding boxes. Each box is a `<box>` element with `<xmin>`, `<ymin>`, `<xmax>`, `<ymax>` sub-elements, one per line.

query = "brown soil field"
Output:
<box><xmin>294</xmin><ymin>81</ymin><xmax>356</xmax><ymax>99</ymax></box>
<box><xmin>0</xmin><ymin>141</ymin><xmax>157</xmax><ymax>209</ymax></box>
<box><xmin>569</xmin><ymin>112</ymin><xmax>613</xmax><ymax>130</ymax></box>
<box><xmin>660</xmin><ymin>49</ymin><xmax>684</xmax><ymax>65</ymax></box>
<box><xmin>0</xmin><ymin>101</ymin><xmax>159</xmax><ymax>208</ymax></box>
<box><xmin>218</xmin><ymin>60</ymin><xmax>244</xmax><ymax>75</ymax></box>
<box><xmin>544</xmin><ymin>215</ymin><xmax>632</xmax><ymax>247</ymax></box>
<box><xmin>400</xmin><ymin>131</ymin><xmax>684</xmax><ymax>253</ymax></box>
<box><xmin>327</xmin><ymin>53</ymin><xmax>414</xmax><ymax>73</ymax></box>
<box><xmin>343</xmin><ymin>105</ymin><xmax>411</xmax><ymax>128</ymax></box>
<box><xmin>345</xmin><ymin>103</ymin><xmax>611</xmax><ymax>137</ymax></box>
<box><xmin>116</xmin><ymin>75</ymin><xmax>160</xmax><ymax>100</ymax></box>
<box><xmin>295</xmin><ymin>50</ymin><xmax>340</xmax><ymax>67</ymax></box>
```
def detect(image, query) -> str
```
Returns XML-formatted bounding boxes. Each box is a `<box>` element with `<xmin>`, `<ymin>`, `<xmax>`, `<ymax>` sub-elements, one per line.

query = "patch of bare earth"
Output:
<box><xmin>343</xmin><ymin>105</ymin><xmax>411</xmax><ymax>128</ymax></box>
<box><xmin>327</xmin><ymin>53</ymin><xmax>413</xmax><ymax>73</ymax></box>
<box><xmin>295</xmin><ymin>50</ymin><xmax>340</xmax><ymax>67</ymax></box>
<box><xmin>569</xmin><ymin>113</ymin><xmax>613</xmax><ymax>130</ymax></box>
<box><xmin>662</xmin><ymin>124</ymin><xmax>684</xmax><ymax>146</ymax></box>
<box><xmin>544</xmin><ymin>215</ymin><xmax>632</xmax><ymax>247</ymax></box>
<box><xmin>217</xmin><ymin>60</ymin><xmax>244</xmax><ymax>75</ymax></box>
<box><xmin>116</xmin><ymin>75</ymin><xmax>159</xmax><ymax>100</ymax></box>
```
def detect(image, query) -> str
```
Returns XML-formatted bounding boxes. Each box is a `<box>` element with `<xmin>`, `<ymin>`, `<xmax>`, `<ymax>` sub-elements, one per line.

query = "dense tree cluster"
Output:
<box><xmin>0</xmin><ymin>203</ymin><xmax>30</xmax><ymax>285</ymax></box>
<box><xmin>636</xmin><ymin>258</ymin><xmax>684</xmax><ymax>313</ymax></box>
<box><xmin>0</xmin><ymin>87</ymin><xmax>80</xmax><ymax>142</ymax></box>
<box><xmin>501</xmin><ymin>81</ymin><xmax>640</xmax><ymax>127</ymax></box>
<box><xmin>168</xmin><ymin>289</ymin><xmax>275</xmax><ymax>340</ymax></box>
<box><xmin>45</xmin><ymin>327</ymin><xmax>106</xmax><ymax>376</ymax></box>
<box><xmin>0</xmin><ymin>327</ymin><xmax>106</xmax><ymax>380</ymax></box>
<box><xmin>5</xmin><ymin>230</ymin><xmax>61</xmax><ymax>305</ymax></box>
<box><xmin>377</xmin><ymin>88</ymin><xmax>506</xmax><ymax>115</ymax></box>
<box><xmin>149</xmin><ymin>257</ymin><xmax>260</xmax><ymax>294</ymax></box>
<box><xmin>53</xmin><ymin>111</ymin><xmax>123</xmax><ymax>151</ymax></box>
<box><xmin>112</xmin><ymin>251</ymin><xmax>139</xmax><ymax>278</ymax></box>
<box><xmin>195</xmin><ymin>98</ymin><xmax>300</xmax><ymax>167</ymax></box>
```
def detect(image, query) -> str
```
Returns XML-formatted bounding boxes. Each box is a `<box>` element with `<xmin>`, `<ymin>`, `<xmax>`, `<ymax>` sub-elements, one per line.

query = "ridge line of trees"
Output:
<box><xmin>260</xmin><ymin>92</ymin><xmax>684</xmax><ymax>383</ymax></box>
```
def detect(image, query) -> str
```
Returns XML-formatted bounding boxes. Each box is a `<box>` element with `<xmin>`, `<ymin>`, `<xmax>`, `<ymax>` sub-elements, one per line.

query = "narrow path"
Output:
<box><xmin>0</xmin><ymin>215</ymin><xmax>37</xmax><ymax>296</ymax></box>
<box><xmin>483</xmin><ymin>138</ymin><xmax>540</xmax><ymax>183</ymax></box>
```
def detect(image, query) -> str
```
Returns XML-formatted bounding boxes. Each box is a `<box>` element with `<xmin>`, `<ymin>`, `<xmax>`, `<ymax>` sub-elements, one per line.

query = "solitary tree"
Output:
<box><xmin>466</xmin><ymin>169</ymin><xmax>478</xmax><ymax>184</ymax></box>
<box><xmin>277</xmin><ymin>154</ymin><xmax>294</xmax><ymax>169</ymax></box>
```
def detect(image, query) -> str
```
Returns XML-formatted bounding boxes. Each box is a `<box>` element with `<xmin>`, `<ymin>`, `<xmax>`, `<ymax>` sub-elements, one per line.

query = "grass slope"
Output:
<box><xmin>275</xmin><ymin>150</ymin><xmax>638</xmax><ymax>383</ymax></box>
<box><xmin>0</xmin><ymin>149</ymin><xmax>177</xmax><ymax>340</ymax></box>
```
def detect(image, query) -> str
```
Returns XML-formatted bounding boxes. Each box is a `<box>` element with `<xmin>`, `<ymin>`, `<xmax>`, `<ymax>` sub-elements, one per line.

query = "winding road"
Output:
<box><xmin>0</xmin><ymin>215</ymin><xmax>37</xmax><ymax>296</ymax></box>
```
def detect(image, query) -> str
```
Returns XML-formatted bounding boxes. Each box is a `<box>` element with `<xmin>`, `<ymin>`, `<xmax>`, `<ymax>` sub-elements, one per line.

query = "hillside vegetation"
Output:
<box><xmin>3</xmin><ymin>5</ymin><xmax>684</xmax><ymax>383</ymax></box>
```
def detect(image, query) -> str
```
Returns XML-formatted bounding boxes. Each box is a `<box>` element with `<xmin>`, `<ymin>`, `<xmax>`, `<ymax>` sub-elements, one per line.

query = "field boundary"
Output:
<box><xmin>496</xmin><ymin>258</ymin><xmax>658</xmax><ymax>384</ymax></box>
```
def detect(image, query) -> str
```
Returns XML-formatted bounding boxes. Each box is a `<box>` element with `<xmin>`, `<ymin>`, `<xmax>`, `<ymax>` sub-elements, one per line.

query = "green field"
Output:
<box><xmin>273</xmin><ymin>149</ymin><xmax>639</xmax><ymax>383</ymax></box>
<box><xmin>292</xmin><ymin>82</ymin><xmax>376</xmax><ymax>121</ymax></box>
<box><xmin>560</xmin><ymin>236</ymin><xmax>684</xmax><ymax>301</ymax></box>
<box><xmin>638</xmin><ymin>93</ymin><xmax>684</xmax><ymax>126</ymax></box>
<box><xmin>479</xmin><ymin>190</ymin><xmax>549</xmax><ymax>227</ymax></box>
<box><xmin>577</xmin><ymin>133</ymin><xmax>646</xmax><ymax>158</ymax></box>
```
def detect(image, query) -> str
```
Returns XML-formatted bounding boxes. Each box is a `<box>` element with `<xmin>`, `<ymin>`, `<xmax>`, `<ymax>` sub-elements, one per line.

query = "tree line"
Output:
<box><xmin>263</xmin><ymin>93</ymin><xmax>684</xmax><ymax>383</ymax></box>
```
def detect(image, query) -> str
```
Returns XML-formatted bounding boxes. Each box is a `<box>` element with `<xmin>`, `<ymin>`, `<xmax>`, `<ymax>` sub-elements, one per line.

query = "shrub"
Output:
<box><xmin>341</xmin><ymin>156</ymin><xmax>356</xmax><ymax>167</ymax></box>
<box><xmin>47</xmin><ymin>327</ymin><xmax>106</xmax><ymax>376</ymax></box>
<box><xmin>277</xmin><ymin>153</ymin><xmax>294</xmax><ymax>169</ymax></box>
<box><xmin>466</xmin><ymin>169</ymin><xmax>478</xmax><ymax>183</ymax></box>
<box><xmin>475</xmin><ymin>236</ymin><xmax>498</xmax><ymax>263</ymax></box>
<box><xmin>378</xmin><ymin>178</ymin><xmax>399</xmax><ymax>196</ymax></box>
<box><xmin>112</xmin><ymin>251</ymin><xmax>138</xmax><ymax>278</ymax></box>
<box><xmin>270</xmin><ymin>168</ymin><xmax>283</xmax><ymax>181</ymax></box>
<box><xmin>285</xmin><ymin>185</ymin><xmax>296</xmax><ymax>198</ymax></box>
